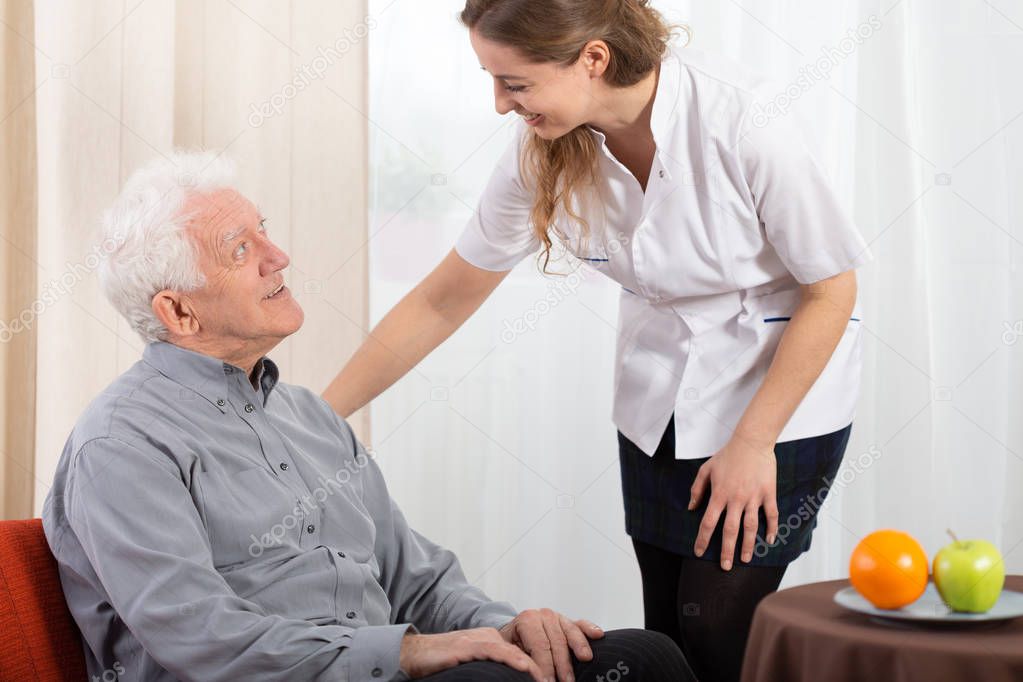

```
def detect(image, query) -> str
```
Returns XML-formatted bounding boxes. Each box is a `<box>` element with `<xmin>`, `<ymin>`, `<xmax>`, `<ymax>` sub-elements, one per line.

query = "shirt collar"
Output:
<box><xmin>251</xmin><ymin>355</ymin><xmax>280</xmax><ymax>406</ymax></box>
<box><xmin>143</xmin><ymin>341</ymin><xmax>280</xmax><ymax>412</ymax></box>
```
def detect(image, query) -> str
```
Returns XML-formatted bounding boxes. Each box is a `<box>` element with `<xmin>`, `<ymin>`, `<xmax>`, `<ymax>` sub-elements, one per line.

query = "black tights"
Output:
<box><xmin>633</xmin><ymin>539</ymin><xmax>787</xmax><ymax>682</ymax></box>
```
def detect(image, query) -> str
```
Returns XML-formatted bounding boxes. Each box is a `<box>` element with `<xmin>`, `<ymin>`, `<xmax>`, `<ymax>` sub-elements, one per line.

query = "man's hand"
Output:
<box><xmin>399</xmin><ymin>628</ymin><xmax>544</xmax><ymax>680</ymax></box>
<box><xmin>499</xmin><ymin>609</ymin><xmax>605</xmax><ymax>682</ymax></box>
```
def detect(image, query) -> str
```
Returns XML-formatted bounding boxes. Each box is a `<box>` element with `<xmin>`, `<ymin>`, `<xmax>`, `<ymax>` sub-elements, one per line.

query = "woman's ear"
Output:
<box><xmin>580</xmin><ymin>39</ymin><xmax>611</xmax><ymax>79</ymax></box>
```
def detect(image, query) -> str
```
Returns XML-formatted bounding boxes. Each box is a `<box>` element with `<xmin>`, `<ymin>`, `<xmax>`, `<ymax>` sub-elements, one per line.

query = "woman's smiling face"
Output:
<box><xmin>470</xmin><ymin>30</ymin><xmax>602</xmax><ymax>140</ymax></box>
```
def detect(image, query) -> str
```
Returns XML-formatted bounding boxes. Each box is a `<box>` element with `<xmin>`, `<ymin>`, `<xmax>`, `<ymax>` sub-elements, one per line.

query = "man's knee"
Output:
<box><xmin>422</xmin><ymin>660</ymin><xmax>533</xmax><ymax>681</ymax></box>
<box><xmin>584</xmin><ymin>628</ymin><xmax>695</xmax><ymax>682</ymax></box>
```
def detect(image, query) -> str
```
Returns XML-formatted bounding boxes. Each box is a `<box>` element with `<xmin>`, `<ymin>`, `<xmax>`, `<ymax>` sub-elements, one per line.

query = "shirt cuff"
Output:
<box><xmin>453</xmin><ymin>223</ymin><xmax>533</xmax><ymax>273</ymax></box>
<box><xmin>348</xmin><ymin>623</ymin><xmax>415</xmax><ymax>681</ymax></box>
<box><xmin>792</xmin><ymin>245</ymin><xmax>874</xmax><ymax>285</ymax></box>
<box><xmin>471</xmin><ymin>601</ymin><xmax>519</xmax><ymax>631</ymax></box>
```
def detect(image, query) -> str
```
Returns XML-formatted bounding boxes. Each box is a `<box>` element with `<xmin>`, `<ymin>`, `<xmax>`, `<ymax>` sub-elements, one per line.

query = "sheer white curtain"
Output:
<box><xmin>367</xmin><ymin>0</ymin><xmax>1023</xmax><ymax>629</ymax></box>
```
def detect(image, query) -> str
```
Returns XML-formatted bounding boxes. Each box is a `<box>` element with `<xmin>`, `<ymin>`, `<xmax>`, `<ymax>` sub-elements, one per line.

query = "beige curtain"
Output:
<box><xmin>1</xmin><ymin>0</ymin><xmax>370</xmax><ymax>519</ymax></box>
<box><xmin>0</xmin><ymin>0</ymin><xmax>39</xmax><ymax>521</ymax></box>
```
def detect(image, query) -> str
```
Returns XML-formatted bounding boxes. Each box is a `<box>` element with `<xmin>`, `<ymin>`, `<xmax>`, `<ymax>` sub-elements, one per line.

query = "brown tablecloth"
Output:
<box><xmin>741</xmin><ymin>576</ymin><xmax>1023</xmax><ymax>682</ymax></box>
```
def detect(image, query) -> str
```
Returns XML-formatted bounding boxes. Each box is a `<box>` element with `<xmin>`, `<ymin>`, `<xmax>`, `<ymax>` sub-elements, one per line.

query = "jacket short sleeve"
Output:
<box><xmin>454</xmin><ymin>121</ymin><xmax>540</xmax><ymax>271</ymax></box>
<box><xmin>737</xmin><ymin>85</ymin><xmax>873</xmax><ymax>284</ymax></box>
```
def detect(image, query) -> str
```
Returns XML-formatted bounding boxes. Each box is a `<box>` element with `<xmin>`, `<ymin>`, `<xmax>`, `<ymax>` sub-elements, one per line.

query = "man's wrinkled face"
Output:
<box><xmin>181</xmin><ymin>188</ymin><xmax>303</xmax><ymax>351</ymax></box>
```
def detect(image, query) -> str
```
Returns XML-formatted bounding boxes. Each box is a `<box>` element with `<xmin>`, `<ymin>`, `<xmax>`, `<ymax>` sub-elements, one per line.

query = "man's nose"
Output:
<box><xmin>260</xmin><ymin>240</ymin><xmax>290</xmax><ymax>276</ymax></box>
<box><xmin>493</xmin><ymin>80</ymin><xmax>516</xmax><ymax>115</ymax></box>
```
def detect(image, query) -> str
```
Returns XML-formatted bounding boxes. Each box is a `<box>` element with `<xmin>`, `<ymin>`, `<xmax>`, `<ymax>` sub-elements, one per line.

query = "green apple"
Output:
<box><xmin>933</xmin><ymin>529</ymin><xmax>1005</xmax><ymax>613</ymax></box>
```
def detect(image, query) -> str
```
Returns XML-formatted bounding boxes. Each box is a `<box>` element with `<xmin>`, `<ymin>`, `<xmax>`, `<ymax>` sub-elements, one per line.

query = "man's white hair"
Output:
<box><xmin>99</xmin><ymin>151</ymin><xmax>237</xmax><ymax>343</ymax></box>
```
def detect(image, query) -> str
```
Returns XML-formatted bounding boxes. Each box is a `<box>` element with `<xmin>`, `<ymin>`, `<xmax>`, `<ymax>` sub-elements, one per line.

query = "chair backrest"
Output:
<box><xmin>0</xmin><ymin>518</ymin><xmax>87</xmax><ymax>681</ymax></box>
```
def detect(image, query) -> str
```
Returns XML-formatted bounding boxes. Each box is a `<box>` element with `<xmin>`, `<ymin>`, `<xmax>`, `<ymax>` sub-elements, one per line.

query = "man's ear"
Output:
<box><xmin>152</xmin><ymin>290</ymin><xmax>200</xmax><ymax>338</ymax></box>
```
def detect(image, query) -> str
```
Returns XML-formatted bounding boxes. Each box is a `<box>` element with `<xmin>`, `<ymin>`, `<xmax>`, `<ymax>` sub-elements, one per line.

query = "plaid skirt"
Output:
<box><xmin>618</xmin><ymin>415</ymin><xmax>852</xmax><ymax>567</ymax></box>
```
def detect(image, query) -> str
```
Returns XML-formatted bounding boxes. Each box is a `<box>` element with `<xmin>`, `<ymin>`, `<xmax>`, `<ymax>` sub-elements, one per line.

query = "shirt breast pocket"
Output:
<box><xmin>575</xmin><ymin>245</ymin><xmax>610</xmax><ymax>265</ymax></box>
<box><xmin>561</xmin><ymin>232</ymin><xmax>614</xmax><ymax>273</ymax></box>
<box><xmin>197</xmin><ymin>467</ymin><xmax>297</xmax><ymax>571</ymax></box>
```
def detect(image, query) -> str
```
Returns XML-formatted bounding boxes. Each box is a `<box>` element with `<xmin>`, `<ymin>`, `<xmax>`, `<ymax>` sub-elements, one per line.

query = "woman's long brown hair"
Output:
<box><xmin>461</xmin><ymin>0</ymin><xmax>674</xmax><ymax>272</ymax></box>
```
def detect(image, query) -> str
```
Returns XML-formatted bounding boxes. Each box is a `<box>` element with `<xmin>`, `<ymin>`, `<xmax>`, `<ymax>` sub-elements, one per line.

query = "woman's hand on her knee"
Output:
<box><xmin>689</xmin><ymin>435</ymin><xmax>780</xmax><ymax>571</ymax></box>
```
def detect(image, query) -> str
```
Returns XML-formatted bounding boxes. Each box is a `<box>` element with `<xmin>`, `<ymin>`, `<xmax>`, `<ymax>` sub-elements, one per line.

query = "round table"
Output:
<box><xmin>741</xmin><ymin>575</ymin><xmax>1023</xmax><ymax>682</ymax></box>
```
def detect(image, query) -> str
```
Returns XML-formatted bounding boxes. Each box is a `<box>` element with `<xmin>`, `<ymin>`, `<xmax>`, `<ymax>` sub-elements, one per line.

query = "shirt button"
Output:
<box><xmin>244</xmin><ymin>403</ymin><xmax>254</xmax><ymax>413</ymax></box>
<box><xmin>306</xmin><ymin>524</ymin><xmax>315</xmax><ymax>534</ymax></box>
<box><xmin>346</xmin><ymin>610</ymin><xmax>357</xmax><ymax>619</ymax></box>
<box><xmin>216</xmin><ymin>398</ymin><xmax>225</xmax><ymax>407</ymax></box>
<box><xmin>659</xmin><ymin>169</ymin><xmax>666</xmax><ymax>179</ymax></box>
<box><xmin>223</xmin><ymin>366</ymin><xmax>233</xmax><ymax>374</ymax></box>
<box><xmin>279</xmin><ymin>462</ymin><xmax>289</xmax><ymax>471</ymax></box>
<box><xmin>371</xmin><ymin>668</ymin><xmax>382</xmax><ymax>678</ymax></box>
<box><xmin>337</xmin><ymin>550</ymin><xmax>346</xmax><ymax>558</ymax></box>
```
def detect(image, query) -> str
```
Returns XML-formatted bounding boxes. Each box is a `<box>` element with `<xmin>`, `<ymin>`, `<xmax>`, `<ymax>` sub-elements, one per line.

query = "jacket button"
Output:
<box><xmin>337</xmin><ymin>550</ymin><xmax>345</xmax><ymax>558</ymax></box>
<box><xmin>306</xmin><ymin>524</ymin><xmax>315</xmax><ymax>534</ymax></box>
<box><xmin>279</xmin><ymin>462</ymin><xmax>288</xmax><ymax>471</ymax></box>
<box><xmin>244</xmin><ymin>403</ymin><xmax>254</xmax><ymax>413</ymax></box>
<box><xmin>371</xmin><ymin>668</ymin><xmax>383</xmax><ymax>677</ymax></box>
<box><xmin>346</xmin><ymin>610</ymin><xmax>357</xmax><ymax>619</ymax></box>
<box><xmin>216</xmin><ymin>398</ymin><xmax>225</xmax><ymax>407</ymax></box>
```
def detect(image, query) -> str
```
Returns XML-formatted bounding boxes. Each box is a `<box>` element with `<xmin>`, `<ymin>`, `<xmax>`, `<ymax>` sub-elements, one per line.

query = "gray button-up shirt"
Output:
<box><xmin>42</xmin><ymin>341</ymin><xmax>516</xmax><ymax>681</ymax></box>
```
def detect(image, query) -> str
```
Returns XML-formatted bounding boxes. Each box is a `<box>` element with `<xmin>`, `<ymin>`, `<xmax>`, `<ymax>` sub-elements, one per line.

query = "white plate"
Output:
<box><xmin>834</xmin><ymin>583</ymin><xmax>1023</xmax><ymax>623</ymax></box>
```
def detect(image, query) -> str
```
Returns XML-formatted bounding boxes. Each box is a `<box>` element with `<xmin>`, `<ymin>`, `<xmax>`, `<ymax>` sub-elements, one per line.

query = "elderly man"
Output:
<box><xmin>41</xmin><ymin>152</ymin><xmax>693</xmax><ymax>682</ymax></box>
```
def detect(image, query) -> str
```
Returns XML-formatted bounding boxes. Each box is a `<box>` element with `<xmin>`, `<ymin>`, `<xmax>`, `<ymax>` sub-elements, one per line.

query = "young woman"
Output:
<box><xmin>323</xmin><ymin>1</ymin><xmax>872</xmax><ymax>680</ymax></box>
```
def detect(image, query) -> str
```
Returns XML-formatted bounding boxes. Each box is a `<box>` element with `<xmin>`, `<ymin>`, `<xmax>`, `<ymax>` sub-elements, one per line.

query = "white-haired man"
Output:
<box><xmin>41</xmin><ymin>152</ymin><xmax>694</xmax><ymax>682</ymax></box>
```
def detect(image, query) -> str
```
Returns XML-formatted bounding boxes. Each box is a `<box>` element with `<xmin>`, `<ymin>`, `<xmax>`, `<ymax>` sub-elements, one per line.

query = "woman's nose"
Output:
<box><xmin>493</xmin><ymin>80</ymin><xmax>515</xmax><ymax>115</ymax></box>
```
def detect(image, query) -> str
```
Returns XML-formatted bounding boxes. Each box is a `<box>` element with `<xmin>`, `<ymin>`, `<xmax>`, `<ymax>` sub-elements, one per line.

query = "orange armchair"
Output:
<box><xmin>0</xmin><ymin>518</ymin><xmax>87</xmax><ymax>680</ymax></box>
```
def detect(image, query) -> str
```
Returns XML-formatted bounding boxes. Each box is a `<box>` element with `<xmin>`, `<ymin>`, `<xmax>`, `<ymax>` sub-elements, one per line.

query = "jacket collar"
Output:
<box><xmin>585</xmin><ymin>44</ymin><xmax>683</xmax><ymax>179</ymax></box>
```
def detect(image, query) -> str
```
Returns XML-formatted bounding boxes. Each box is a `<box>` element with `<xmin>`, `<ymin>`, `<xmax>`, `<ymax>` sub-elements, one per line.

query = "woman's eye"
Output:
<box><xmin>505</xmin><ymin>84</ymin><xmax>527</xmax><ymax>93</ymax></box>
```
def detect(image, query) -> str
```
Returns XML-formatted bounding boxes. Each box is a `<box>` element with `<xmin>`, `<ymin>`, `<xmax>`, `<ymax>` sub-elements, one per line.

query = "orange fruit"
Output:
<box><xmin>849</xmin><ymin>529</ymin><xmax>929</xmax><ymax>609</ymax></box>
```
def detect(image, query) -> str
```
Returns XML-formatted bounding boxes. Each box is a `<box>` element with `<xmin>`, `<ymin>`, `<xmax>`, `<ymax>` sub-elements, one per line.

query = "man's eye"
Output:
<box><xmin>234</xmin><ymin>242</ymin><xmax>248</xmax><ymax>258</ymax></box>
<box><xmin>259</xmin><ymin>219</ymin><xmax>267</xmax><ymax>234</ymax></box>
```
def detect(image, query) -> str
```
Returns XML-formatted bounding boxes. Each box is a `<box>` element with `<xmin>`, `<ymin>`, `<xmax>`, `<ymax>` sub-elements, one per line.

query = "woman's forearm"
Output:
<box><xmin>321</xmin><ymin>249</ymin><xmax>510</xmax><ymax>419</ymax></box>
<box><xmin>732</xmin><ymin>270</ymin><xmax>858</xmax><ymax>449</ymax></box>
